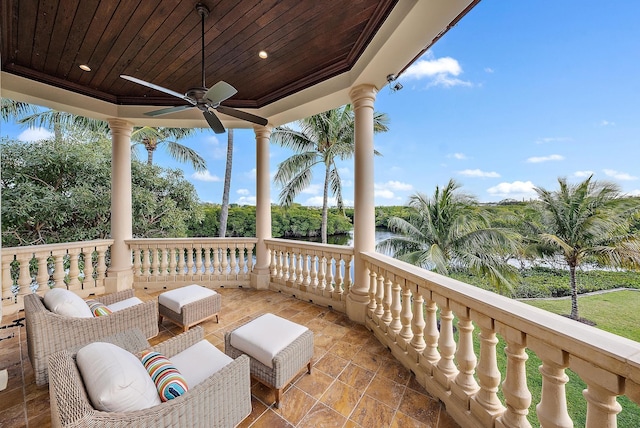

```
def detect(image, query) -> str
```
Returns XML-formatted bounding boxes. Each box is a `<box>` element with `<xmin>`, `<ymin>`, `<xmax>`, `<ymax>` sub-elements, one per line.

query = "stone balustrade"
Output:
<box><xmin>1</xmin><ymin>240</ymin><xmax>113</xmax><ymax>313</ymax></box>
<box><xmin>265</xmin><ymin>238</ymin><xmax>353</xmax><ymax>312</ymax></box>
<box><xmin>361</xmin><ymin>250</ymin><xmax>640</xmax><ymax>428</ymax></box>
<box><xmin>126</xmin><ymin>238</ymin><xmax>257</xmax><ymax>290</ymax></box>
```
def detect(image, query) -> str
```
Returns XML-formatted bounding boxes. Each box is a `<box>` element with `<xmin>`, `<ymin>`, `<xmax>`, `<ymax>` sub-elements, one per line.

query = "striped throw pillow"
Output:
<box><xmin>85</xmin><ymin>299</ymin><xmax>113</xmax><ymax>317</ymax></box>
<box><xmin>140</xmin><ymin>351</ymin><xmax>188</xmax><ymax>402</ymax></box>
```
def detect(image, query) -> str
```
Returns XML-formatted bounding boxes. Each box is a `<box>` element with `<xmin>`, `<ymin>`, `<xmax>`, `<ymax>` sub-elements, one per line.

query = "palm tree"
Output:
<box><xmin>378</xmin><ymin>179</ymin><xmax>521</xmax><ymax>293</ymax></box>
<box><xmin>1</xmin><ymin>99</ymin><xmax>39</xmax><ymax>122</ymax></box>
<box><xmin>131</xmin><ymin>126</ymin><xmax>206</xmax><ymax>172</ymax></box>
<box><xmin>271</xmin><ymin>104</ymin><xmax>389</xmax><ymax>243</ymax></box>
<box><xmin>534</xmin><ymin>176</ymin><xmax>640</xmax><ymax>320</ymax></box>
<box><xmin>16</xmin><ymin>107</ymin><xmax>109</xmax><ymax>142</ymax></box>
<box><xmin>219</xmin><ymin>129</ymin><xmax>233</xmax><ymax>237</ymax></box>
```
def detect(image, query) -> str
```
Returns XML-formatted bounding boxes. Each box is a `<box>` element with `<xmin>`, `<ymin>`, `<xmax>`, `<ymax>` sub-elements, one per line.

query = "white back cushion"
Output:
<box><xmin>76</xmin><ymin>342</ymin><xmax>161</xmax><ymax>412</ymax></box>
<box><xmin>43</xmin><ymin>288</ymin><xmax>93</xmax><ymax>318</ymax></box>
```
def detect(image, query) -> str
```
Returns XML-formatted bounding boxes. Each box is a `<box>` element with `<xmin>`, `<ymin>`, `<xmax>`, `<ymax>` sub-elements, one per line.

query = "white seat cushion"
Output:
<box><xmin>158</xmin><ymin>285</ymin><xmax>217</xmax><ymax>314</ymax></box>
<box><xmin>106</xmin><ymin>297</ymin><xmax>144</xmax><ymax>312</ymax></box>
<box><xmin>171</xmin><ymin>340</ymin><xmax>233</xmax><ymax>387</ymax></box>
<box><xmin>43</xmin><ymin>288</ymin><xmax>93</xmax><ymax>318</ymax></box>
<box><xmin>76</xmin><ymin>342</ymin><xmax>161</xmax><ymax>412</ymax></box>
<box><xmin>230</xmin><ymin>313</ymin><xmax>308</xmax><ymax>368</ymax></box>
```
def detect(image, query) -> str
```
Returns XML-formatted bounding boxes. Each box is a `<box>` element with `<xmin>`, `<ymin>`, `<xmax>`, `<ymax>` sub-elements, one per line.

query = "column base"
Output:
<box><xmin>104</xmin><ymin>268</ymin><xmax>134</xmax><ymax>294</ymax></box>
<box><xmin>346</xmin><ymin>292</ymin><xmax>369</xmax><ymax>324</ymax></box>
<box><xmin>251</xmin><ymin>268</ymin><xmax>271</xmax><ymax>290</ymax></box>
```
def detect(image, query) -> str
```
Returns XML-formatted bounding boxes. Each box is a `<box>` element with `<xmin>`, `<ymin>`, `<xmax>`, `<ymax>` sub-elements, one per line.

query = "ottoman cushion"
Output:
<box><xmin>172</xmin><ymin>340</ymin><xmax>233</xmax><ymax>387</ymax></box>
<box><xmin>159</xmin><ymin>285</ymin><xmax>217</xmax><ymax>314</ymax></box>
<box><xmin>230</xmin><ymin>313</ymin><xmax>308</xmax><ymax>368</ymax></box>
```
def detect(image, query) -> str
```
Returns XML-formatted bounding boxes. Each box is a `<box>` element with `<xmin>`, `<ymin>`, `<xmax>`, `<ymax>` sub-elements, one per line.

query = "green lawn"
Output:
<box><xmin>518</xmin><ymin>290</ymin><xmax>640</xmax><ymax>426</ymax></box>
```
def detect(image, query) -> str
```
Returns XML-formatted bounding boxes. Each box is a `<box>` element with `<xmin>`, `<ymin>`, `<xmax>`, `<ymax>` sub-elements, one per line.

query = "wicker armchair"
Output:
<box><xmin>48</xmin><ymin>327</ymin><xmax>252</xmax><ymax>428</ymax></box>
<box><xmin>24</xmin><ymin>289</ymin><xmax>159</xmax><ymax>385</ymax></box>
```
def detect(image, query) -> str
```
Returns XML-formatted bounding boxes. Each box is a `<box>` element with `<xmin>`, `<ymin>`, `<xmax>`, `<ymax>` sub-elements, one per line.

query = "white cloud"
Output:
<box><xmin>236</xmin><ymin>196</ymin><xmax>256</xmax><ymax>205</ymax></box>
<box><xmin>535</xmin><ymin>137</ymin><xmax>572</xmax><ymax>144</ymax></box>
<box><xmin>449</xmin><ymin>152</ymin><xmax>467</xmax><ymax>160</ymax></box>
<box><xmin>191</xmin><ymin>170</ymin><xmax>221</xmax><ymax>182</ymax></box>
<box><xmin>487</xmin><ymin>181</ymin><xmax>537</xmax><ymax>200</ymax></box>
<box><xmin>574</xmin><ymin>170</ymin><xmax>594</xmax><ymax>178</ymax></box>
<box><xmin>338</xmin><ymin>167</ymin><xmax>352</xmax><ymax>177</ymax></box>
<box><xmin>457</xmin><ymin>169</ymin><xmax>500</xmax><ymax>178</ymax></box>
<box><xmin>342</xmin><ymin>179</ymin><xmax>353</xmax><ymax>187</ymax></box>
<box><xmin>245</xmin><ymin>168</ymin><xmax>257</xmax><ymax>179</ymax></box>
<box><xmin>304</xmin><ymin>196</ymin><xmax>339</xmax><ymax>207</ymax></box>
<box><xmin>603</xmin><ymin>169</ymin><xmax>638</xmax><ymax>181</ymax></box>
<box><xmin>18</xmin><ymin>127</ymin><xmax>53</xmax><ymax>142</ymax></box>
<box><xmin>627</xmin><ymin>189</ymin><xmax>640</xmax><ymax>196</ymax></box>
<box><xmin>374</xmin><ymin>189</ymin><xmax>395</xmax><ymax>199</ymax></box>
<box><xmin>526</xmin><ymin>154</ymin><xmax>564</xmax><ymax>163</ymax></box>
<box><xmin>484</xmin><ymin>67</ymin><xmax>494</xmax><ymax>73</ymax></box>
<box><xmin>403</xmin><ymin>53</ymin><xmax>471</xmax><ymax>88</ymax></box>
<box><xmin>301</xmin><ymin>184</ymin><xmax>322</xmax><ymax>195</ymax></box>
<box><xmin>600</xmin><ymin>120</ymin><xmax>616</xmax><ymax>127</ymax></box>
<box><xmin>375</xmin><ymin>181</ymin><xmax>413</xmax><ymax>191</ymax></box>
<box><xmin>204</xmin><ymin>135</ymin><xmax>226</xmax><ymax>159</ymax></box>
<box><xmin>237</xmin><ymin>188</ymin><xmax>250</xmax><ymax>195</ymax></box>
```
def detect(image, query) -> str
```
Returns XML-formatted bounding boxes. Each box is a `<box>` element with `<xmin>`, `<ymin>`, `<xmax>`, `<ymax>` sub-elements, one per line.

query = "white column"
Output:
<box><xmin>251</xmin><ymin>125</ymin><xmax>273</xmax><ymax>289</ymax></box>
<box><xmin>105</xmin><ymin>119</ymin><xmax>134</xmax><ymax>293</ymax></box>
<box><xmin>347</xmin><ymin>84</ymin><xmax>377</xmax><ymax>323</ymax></box>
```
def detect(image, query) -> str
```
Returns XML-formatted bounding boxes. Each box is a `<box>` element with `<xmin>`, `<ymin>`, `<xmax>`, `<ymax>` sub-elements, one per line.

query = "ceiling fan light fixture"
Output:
<box><xmin>258</xmin><ymin>50</ymin><xmax>268</xmax><ymax>59</ymax></box>
<box><xmin>79</xmin><ymin>64</ymin><xmax>91</xmax><ymax>72</ymax></box>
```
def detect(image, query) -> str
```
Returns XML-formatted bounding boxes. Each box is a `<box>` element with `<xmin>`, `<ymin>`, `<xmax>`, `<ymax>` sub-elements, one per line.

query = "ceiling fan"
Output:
<box><xmin>120</xmin><ymin>3</ymin><xmax>268</xmax><ymax>134</ymax></box>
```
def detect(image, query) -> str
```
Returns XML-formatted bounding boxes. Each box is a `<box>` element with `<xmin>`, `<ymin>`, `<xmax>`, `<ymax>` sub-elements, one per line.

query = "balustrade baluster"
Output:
<box><xmin>318</xmin><ymin>256</ymin><xmax>327</xmax><ymax>290</ymax></box>
<box><xmin>160</xmin><ymin>247</ymin><xmax>169</xmax><ymax>277</ymax></box>
<box><xmin>382</xmin><ymin>276</ymin><xmax>392</xmax><ymax>324</ymax></box>
<box><xmin>52</xmin><ymin>252</ymin><xmax>66</xmax><ymax>288</ymax></box>
<box><xmin>333</xmin><ymin>256</ymin><xmax>342</xmax><ymax>292</ymax></box>
<box><xmin>302</xmin><ymin>252</ymin><xmax>311</xmax><ymax>287</ymax></box>
<box><xmin>2</xmin><ymin>257</ymin><xmax>15</xmax><ymax>303</ymax></box>
<box><xmin>471</xmin><ymin>320</ymin><xmax>505</xmax><ymax>425</ymax></box>
<box><xmin>434</xmin><ymin>305</ymin><xmax>458</xmax><ymax>387</ymax></box>
<box><xmin>186</xmin><ymin>247</ymin><xmax>195</xmax><ymax>275</ymax></box>
<box><xmin>36</xmin><ymin>253</ymin><xmax>50</xmax><ymax>290</ymax></box>
<box><xmin>410</xmin><ymin>291</ymin><xmax>426</xmax><ymax>352</ymax></box>
<box><xmin>67</xmin><ymin>249</ymin><xmax>81</xmax><ymax>290</ymax></box>
<box><xmin>152</xmin><ymin>247</ymin><xmax>161</xmax><ymax>278</ymax></box>
<box><xmin>142</xmin><ymin>248</ymin><xmax>151</xmax><ymax>278</ymax></box>
<box><xmin>238</xmin><ymin>244</ymin><xmax>246</xmax><ymax>274</ymax></box>
<box><xmin>83</xmin><ymin>249</ymin><xmax>95</xmax><ymax>289</ymax></box>
<box><xmin>495</xmin><ymin>336</ymin><xmax>531</xmax><ymax>428</ymax></box>
<box><xmin>195</xmin><ymin>246</ymin><xmax>203</xmax><ymax>275</ymax></box>
<box><xmin>167</xmin><ymin>247</ymin><xmax>177</xmax><ymax>277</ymax></box>
<box><xmin>390</xmin><ymin>276</ymin><xmax>403</xmax><ymax>334</ymax></box>
<box><xmin>283</xmin><ymin>251</ymin><xmax>290</xmax><ymax>281</ymax></box>
<box><xmin>271</xmin><ymin>248</ymin><xmax>278</xmax><ymax>277</ymax></box>
<box><xmin>399</xmin><ymin>282</ymin><xmax>413</xmax><ymax>345</ymax></box>
<box><xmin>343</xmin><ymin>255</ymin><xmax>352</xmax><ymax>294</ymax></box>
<box><xmin>204</xmin><ymin>246</ymin><xmax>212</xmax><ymax>276</ymax></box>
<box><xmin>96</xmin><ymin>248</ymin><xmax>107</xmax><ymax>283</ymax></box>
<box><xmin>375</xmin><ymin>273</ymin><xmax>385</xmax><ymax>319</ymax></box>
<box><xmin>17</xmin><ymin>254</ymin><xmax>33</xmax><ymax>296</ymax></box>
<box><xmin>221</xmin><ymin>246</ymin><xmax>228</xmax><ymax>275</ymax></box>
<box><xmin>247</xmin><ymin>245</ymin><xmax>254</xmax><ymax>271</ymax></box>
<box><xmin>451</xmin><ymin>309</ymin><xmax>479</xmax><ymax>405</ymax></box>
<box><xmin>296</xmin><ymin>251</ymin><xmax>304</xmax><ymax>286</ymax></box>
<box><xmin>310</xmin><ymin>254</ymin><xmax>318</xmax><ymax>288</ymax></box>
<box><xmin>583</xmin><ymin>384</ymin><xmax>622</xmax><ymax>428</ymax></box>
<box><xmin>423</xmin><ymin>298</ymin><xmax>440</xmax><ymax>366</ymax></box>
<box><xmin>132</xmin><ymin>248</ymin><xmax>142</xmax><ymax>277</ymax></box>
<box><xmin>212</xmin><ymin>247</ymin><xmax>220</xmax><ymax>275</ymax></box>
<box><xmin>367</xmin><ymin>268</ymin><xmax>377</xmax><ymax>314</ymax></box>
<box><xmin>230</xmin><ymin>245</ymin><xmax>238</xmax><ymax>274</ymax></box>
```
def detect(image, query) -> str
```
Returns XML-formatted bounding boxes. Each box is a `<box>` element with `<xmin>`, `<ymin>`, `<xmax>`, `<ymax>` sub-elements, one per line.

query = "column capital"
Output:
<box><xmin>107</xmin><ymin>118</ymin><xmax>134</xmax><ymax>136</ymax></box>
<box><xmin>349</xmin><ymin>84</ymin><xmax>378</xmax><ymax>109</ymax></box>
<box><xmin>253</xmin><ymin>124</ymin><xmax>273</xmax><ymax>140</ymax></box>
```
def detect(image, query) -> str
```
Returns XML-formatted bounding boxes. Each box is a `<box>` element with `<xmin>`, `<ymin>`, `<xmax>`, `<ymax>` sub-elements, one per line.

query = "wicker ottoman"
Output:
<box><xmin>225</xmin><ymin>313</ymin><xmax>314</xmax><ymax>408</ymax></box>
<box><xmin>158</xmin><ymin>284</ymin><xmax>221</xmax><ymax>332</ymax></box>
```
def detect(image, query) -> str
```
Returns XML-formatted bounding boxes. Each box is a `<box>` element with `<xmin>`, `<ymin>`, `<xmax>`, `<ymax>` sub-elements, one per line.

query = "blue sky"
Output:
<box><xmin>4</xmin><ymin>0</ymin><xmax>640</xmax><ymax>206</ymax></box>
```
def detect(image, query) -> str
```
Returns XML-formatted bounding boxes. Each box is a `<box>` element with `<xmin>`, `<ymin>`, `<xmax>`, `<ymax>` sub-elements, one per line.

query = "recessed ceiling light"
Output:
<box><xmin>79</xmin><ymin>64</ymin><xmax>91</xmax><ymax>72</ymax></box>
<box><xmin>258</xmin><ymin>51</ymin><xmax>268</xmax><ymax>59</ymax></box>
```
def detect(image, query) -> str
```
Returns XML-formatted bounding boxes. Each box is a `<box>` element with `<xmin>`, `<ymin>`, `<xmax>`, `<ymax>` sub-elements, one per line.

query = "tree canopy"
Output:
<box><xmin>1</xmin><ymin>137</ymin><xmax>203</xmax><ymax>246</ymax></box>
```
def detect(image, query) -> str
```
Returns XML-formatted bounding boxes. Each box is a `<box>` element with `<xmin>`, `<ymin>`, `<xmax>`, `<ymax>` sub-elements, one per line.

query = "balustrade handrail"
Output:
<box><xmin>127</xmin><ymin>237</ymin><xmax>258</xmax><ymax>245</ymax></box>
<box><xmin>361</xmin><ymin>251</ymin><xmax>640</xmax><ymax>371</ymax></box>
<box><xmin>265</xmin><ymin>237</ymin><xmax>354</xmax><ymax>254</ymax></box>
<box><xmin>2</xmin><ymin>239</ymin><xmax>115</xmax><ymax>256</ymax></box>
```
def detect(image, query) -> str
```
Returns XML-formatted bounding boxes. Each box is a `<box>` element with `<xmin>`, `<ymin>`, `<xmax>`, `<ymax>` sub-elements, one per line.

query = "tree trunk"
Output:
<box><xmin>219</xmin><ymin>129</ymin><xmax>233</xmax><ymax>238</ymax></box>
<box><xmin>569</xmin><ymin>263</ymin><xmax>579</xmax><ymax>320</ymax></box>
<box><xmin>321</xmin><ymin>163</ymin><xmax>330</xmax><ymax>244</ymax></box>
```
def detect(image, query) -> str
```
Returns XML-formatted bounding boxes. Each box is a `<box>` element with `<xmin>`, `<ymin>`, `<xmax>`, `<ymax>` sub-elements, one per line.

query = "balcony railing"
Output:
<box><xmin>1</xmin><ymin>239</ymin><xmax>113</xmax><ymax>312</ymax></box>
<box><xmin>2</xmin><ymin>238</ymin><xmax>639</xmax><ymax>427</ymax></box>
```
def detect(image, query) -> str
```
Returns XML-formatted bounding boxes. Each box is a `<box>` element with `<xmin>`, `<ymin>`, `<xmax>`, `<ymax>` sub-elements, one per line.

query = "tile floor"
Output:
<box><xmin>0</xmin><ymin>287</ymin><xmax>460</xmax><ymax>428</ymax></box>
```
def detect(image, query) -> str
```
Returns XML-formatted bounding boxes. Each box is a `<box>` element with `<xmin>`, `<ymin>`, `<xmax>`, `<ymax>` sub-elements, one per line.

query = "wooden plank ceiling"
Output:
<box><xmin>1</xmin><ymin>0</ymin><xmax>398</xmax><ymax>109</ymax></box>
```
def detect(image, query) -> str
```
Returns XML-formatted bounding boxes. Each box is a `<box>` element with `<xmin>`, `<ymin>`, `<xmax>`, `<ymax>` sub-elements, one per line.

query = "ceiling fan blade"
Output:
<box><xmin>120</xmin><ymin>75</ymin><xmax>195</xmax><ymax>104</ymax></box>
<box><xmin>203</xmin><ymin>110</ymin><xmax>226</xmax><ymax>134</ymax></box>
<box><xmin>216</xmin><ymin>105</ymin><xmax>268</xmax><ymax>126</ymax></box>
<box><xmin>204</xmin><ymin>81</ymin><xmax>238</xmax><ymax>105</ymax></box>
<box><xmin>144</xmin><ymin>105</ymin><xmax>194</xmax><ymax>117</ymax></box>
